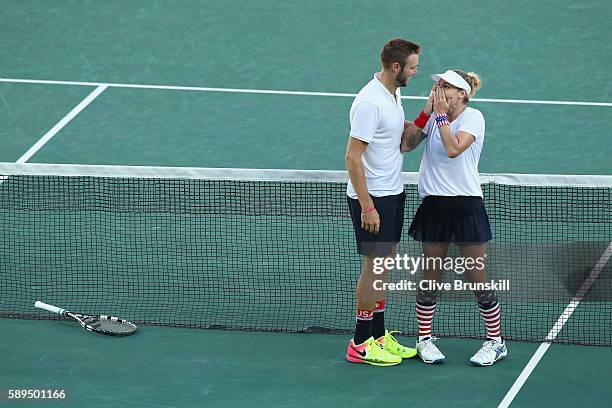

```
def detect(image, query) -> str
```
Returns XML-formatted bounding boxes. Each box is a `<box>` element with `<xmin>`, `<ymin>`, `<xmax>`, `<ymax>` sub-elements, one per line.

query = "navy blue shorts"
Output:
<box><xmin>408</xmin><ymin>196</ymin><xmax>492</xmax><ymax>244</ymax></box>
<box><xmin>347</xmin><ymin>192</ymin><xmax>405</xmax><ymax>257</ymax></box>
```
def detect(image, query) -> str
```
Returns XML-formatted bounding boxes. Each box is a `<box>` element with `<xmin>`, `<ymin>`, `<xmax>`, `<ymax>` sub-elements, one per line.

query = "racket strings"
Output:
<box><xmin>97</xmin><ymin>318</ymin><xmax>136</xmax><ymax>335</ymax></box>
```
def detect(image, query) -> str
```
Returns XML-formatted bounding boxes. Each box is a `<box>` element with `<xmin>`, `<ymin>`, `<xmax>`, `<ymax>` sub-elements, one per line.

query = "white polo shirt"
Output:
<box><xmin>346</xmin><ymin>73</ymin><xmax>405</xmax><ymax>199</ymax></box>
<box><xmin>418</xmin><ymin>107</ymin><xmax>486</xmax><ymax>198</ymax></box>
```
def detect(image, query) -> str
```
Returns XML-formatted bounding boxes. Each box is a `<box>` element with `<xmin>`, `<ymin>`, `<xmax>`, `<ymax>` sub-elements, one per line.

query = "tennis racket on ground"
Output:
<box><xmin>34</xmin><ymin>301</ymin><xmax>137</xmax><ymax>336</ymax></box>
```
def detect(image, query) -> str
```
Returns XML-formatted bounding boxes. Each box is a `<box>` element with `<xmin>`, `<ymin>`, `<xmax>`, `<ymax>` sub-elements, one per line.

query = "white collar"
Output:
<box><xmin>373</xmin><ymin>72</ymin><xmax>401</xmax><ymax>100</ymax></box>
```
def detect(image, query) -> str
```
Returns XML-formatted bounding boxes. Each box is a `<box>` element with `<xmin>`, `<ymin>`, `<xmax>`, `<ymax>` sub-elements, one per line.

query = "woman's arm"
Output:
<box><xmin>433</xmin><ymin>86</ymin><xmax>476</xmax><ymax>158</ymax></box>
<box><xmin>437</xmin><ymin>128</ymin><xmax>476</xmax><ymax>158</ymax></box>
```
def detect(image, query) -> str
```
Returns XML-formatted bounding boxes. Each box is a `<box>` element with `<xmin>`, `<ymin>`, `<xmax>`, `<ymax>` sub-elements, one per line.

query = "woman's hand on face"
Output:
<box><xmin>433</xmin><ymin>85</ymin><xmax>449</xmax><ymax>115</ymax></box>
<box><xmin>423</xmin><ymin>84</ymin><xmax>436</xmax><ymax>115</ymax></box>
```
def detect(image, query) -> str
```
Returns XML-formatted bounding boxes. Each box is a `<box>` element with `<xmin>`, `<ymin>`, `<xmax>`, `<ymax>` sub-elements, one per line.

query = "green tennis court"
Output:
<box><xmin>1</xmin><ymin>1</ymin><xmax>611</xmax><ymax>407</ymax></box>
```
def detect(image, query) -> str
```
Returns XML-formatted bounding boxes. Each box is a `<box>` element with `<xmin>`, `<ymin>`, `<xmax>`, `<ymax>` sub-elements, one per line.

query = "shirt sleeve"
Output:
<box><xmin>349</xmin><ymin>102</ymin><xmax>379</xmax><ymax>143</ymax></box>
<box><xmin>458</xmin><ymin>110</ymin><xmax>486</xmax><ymax>140</ymax></box>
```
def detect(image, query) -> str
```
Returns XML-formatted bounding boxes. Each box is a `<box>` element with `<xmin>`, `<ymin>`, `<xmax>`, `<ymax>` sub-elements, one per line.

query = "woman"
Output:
<box><xmin>401</xmin><ymin>69</ymin><xmax>507</xmax><ymax>366</ymax></box>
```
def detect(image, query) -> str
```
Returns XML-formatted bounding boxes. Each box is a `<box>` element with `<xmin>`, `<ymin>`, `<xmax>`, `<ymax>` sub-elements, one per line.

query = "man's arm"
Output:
<box><xmin>345</xmin><ymin>136</ymin><xmax>379</xmax><ymax>234</ymax></box>
<box><xmin>400</xmin><ymin>122</ymin><xmax>426</xmax><ymax>152</ymax></box>
<box><xmin>401</xmin><ymin>83</ymin><xmax>435</xmax><ymax>153</ymax></box>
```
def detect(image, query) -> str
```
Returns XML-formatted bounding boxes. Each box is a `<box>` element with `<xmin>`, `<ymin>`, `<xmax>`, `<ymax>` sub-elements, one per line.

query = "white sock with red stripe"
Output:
<box><xmin>416</xmin><ymin>303</ymin><xmax>436</xmax><ymax>342</ymax></box>
<box><xmin>479</xmin><ymin>302</ymin><xmax>502</xmax><ymax>343</ymax></box>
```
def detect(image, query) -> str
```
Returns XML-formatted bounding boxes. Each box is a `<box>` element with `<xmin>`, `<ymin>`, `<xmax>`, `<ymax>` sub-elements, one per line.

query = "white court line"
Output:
<box><xmin>16</xmin><ymin>85</ymin><xmax>107</xmax><ymax>163</ymax></box>
<box><xmin>498</xmin><ymin>241</ymin><xmax>612</xmax><ymax>408</ymax></box>
<box><xmin>0</xmin><ymin>85</ymin><xmax>106</xmax><ymax>187</ymax></box>
<box><xmin>1</xmin><ymin>77</ymin><xmax>611</xmax><ymax>107</ymax></box>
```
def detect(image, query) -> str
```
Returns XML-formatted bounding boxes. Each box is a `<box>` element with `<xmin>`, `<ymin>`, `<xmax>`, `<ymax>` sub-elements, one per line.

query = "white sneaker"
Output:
<box><xmin>416</xmin><ymin>337</ymin><xmax>445</xmax><ymax>364</ymax></box>
<box><xmin>470</xmin><ymin>339</ymin><xmax>507</xmax><ymax>366</ymax></box>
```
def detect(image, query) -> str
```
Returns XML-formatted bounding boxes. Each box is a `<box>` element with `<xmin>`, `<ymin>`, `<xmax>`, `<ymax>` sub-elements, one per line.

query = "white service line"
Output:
<box><xmin>472</xmin><ymin>97</ymin><xmax>611</xmax><ymax>107</ymax></box>
<box><xmin>1</xmin><ymin>77</ymin><xmax>611</xmax><ymax>107</ymax></box>
<box><xmin>16</xmin><ymin>85</ymin><xmax>107</xmax><ymax>164</ymax></box>
<box><xmin>498</xmin><ymin>241</ymin><xmax>612</xmax><ymax>408</ymax></box>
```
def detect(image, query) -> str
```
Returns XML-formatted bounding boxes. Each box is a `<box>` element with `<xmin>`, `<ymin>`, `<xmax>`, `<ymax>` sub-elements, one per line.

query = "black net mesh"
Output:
<box><xmin>1</xmin><ymin>170</ymin><xmax>610</xmax><ymax>345</ymax></box>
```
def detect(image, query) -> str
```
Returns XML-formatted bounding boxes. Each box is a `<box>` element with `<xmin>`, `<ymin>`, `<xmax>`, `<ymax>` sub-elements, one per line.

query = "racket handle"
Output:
<box><xmin>34</xmin><ymin>301</ymin><xmax>65</xmax><ymax>315</ymax></box>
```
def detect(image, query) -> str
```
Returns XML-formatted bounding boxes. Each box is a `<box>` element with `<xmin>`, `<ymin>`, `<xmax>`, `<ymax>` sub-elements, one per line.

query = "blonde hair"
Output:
<box><xmin>452</xmin><ymin>70</ymin><xmax>482</xmax><ymax>102</ymax></box>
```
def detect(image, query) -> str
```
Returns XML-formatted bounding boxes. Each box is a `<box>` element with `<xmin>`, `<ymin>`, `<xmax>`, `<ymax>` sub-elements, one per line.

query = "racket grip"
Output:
<box><xmin>34</xmin><ymin>301</ymin><xmax>65</xmax><ymax>315</ymax></box>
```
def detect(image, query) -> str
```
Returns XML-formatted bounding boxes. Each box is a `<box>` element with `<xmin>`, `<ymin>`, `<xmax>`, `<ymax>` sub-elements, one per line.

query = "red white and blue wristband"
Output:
<box><xmin>435</xmin><ymin>112</ymin><xmax>450</xmax><ymax>127</ymax></box>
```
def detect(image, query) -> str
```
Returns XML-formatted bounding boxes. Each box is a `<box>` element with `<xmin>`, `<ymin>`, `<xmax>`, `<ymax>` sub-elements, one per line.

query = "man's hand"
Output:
<box><xmin>361</xmin><ymin>209</ymin><xmax>380</xmax><ymax>234</ymax></box>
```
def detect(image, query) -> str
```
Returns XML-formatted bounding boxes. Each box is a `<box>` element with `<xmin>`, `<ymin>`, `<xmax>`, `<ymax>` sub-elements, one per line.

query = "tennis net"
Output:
<box><xmin>1</xmin><ymin>163</ymin><xmax>611</xmax><ymax>345</ymax></box>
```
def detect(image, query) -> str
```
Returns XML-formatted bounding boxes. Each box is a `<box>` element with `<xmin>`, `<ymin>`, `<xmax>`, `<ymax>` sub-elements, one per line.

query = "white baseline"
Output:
<box><xmin>0</xmin><ymin>77</ymin><xmax>610</xmax><ymax>107</ymax></box>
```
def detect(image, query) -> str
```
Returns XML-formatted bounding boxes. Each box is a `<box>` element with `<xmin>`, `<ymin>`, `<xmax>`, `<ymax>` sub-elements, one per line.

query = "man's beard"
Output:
<box><xmin>396</xmin><ymin>71</ymin><xmax>410</xmax><ymax>87</ymax></box>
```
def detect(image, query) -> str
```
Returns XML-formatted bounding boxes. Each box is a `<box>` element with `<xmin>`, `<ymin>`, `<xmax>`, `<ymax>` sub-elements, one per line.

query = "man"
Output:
<box><xmin>344</xmin><ymin>38</ymin><xmax>421</xmax><ymax>366</ymax></box>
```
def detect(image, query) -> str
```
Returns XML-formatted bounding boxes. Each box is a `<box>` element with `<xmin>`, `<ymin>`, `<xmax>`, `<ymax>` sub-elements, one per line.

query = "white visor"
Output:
<box><xmin>431</xmin><ymin>70</ymin><xmax>471</xmax><ymax>94</ymax></box>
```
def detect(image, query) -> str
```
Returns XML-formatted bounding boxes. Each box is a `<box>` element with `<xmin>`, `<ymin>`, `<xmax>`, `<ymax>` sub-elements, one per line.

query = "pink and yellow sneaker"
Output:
<box><xmin>377</xmin><ymin>331</ymin><xmax>418</xmax><ymax>359</ymax></box>
<box><xmin>346</xmin><ymin>337</ymin><xmax>402</xmax><ymax>366</ymax></box>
